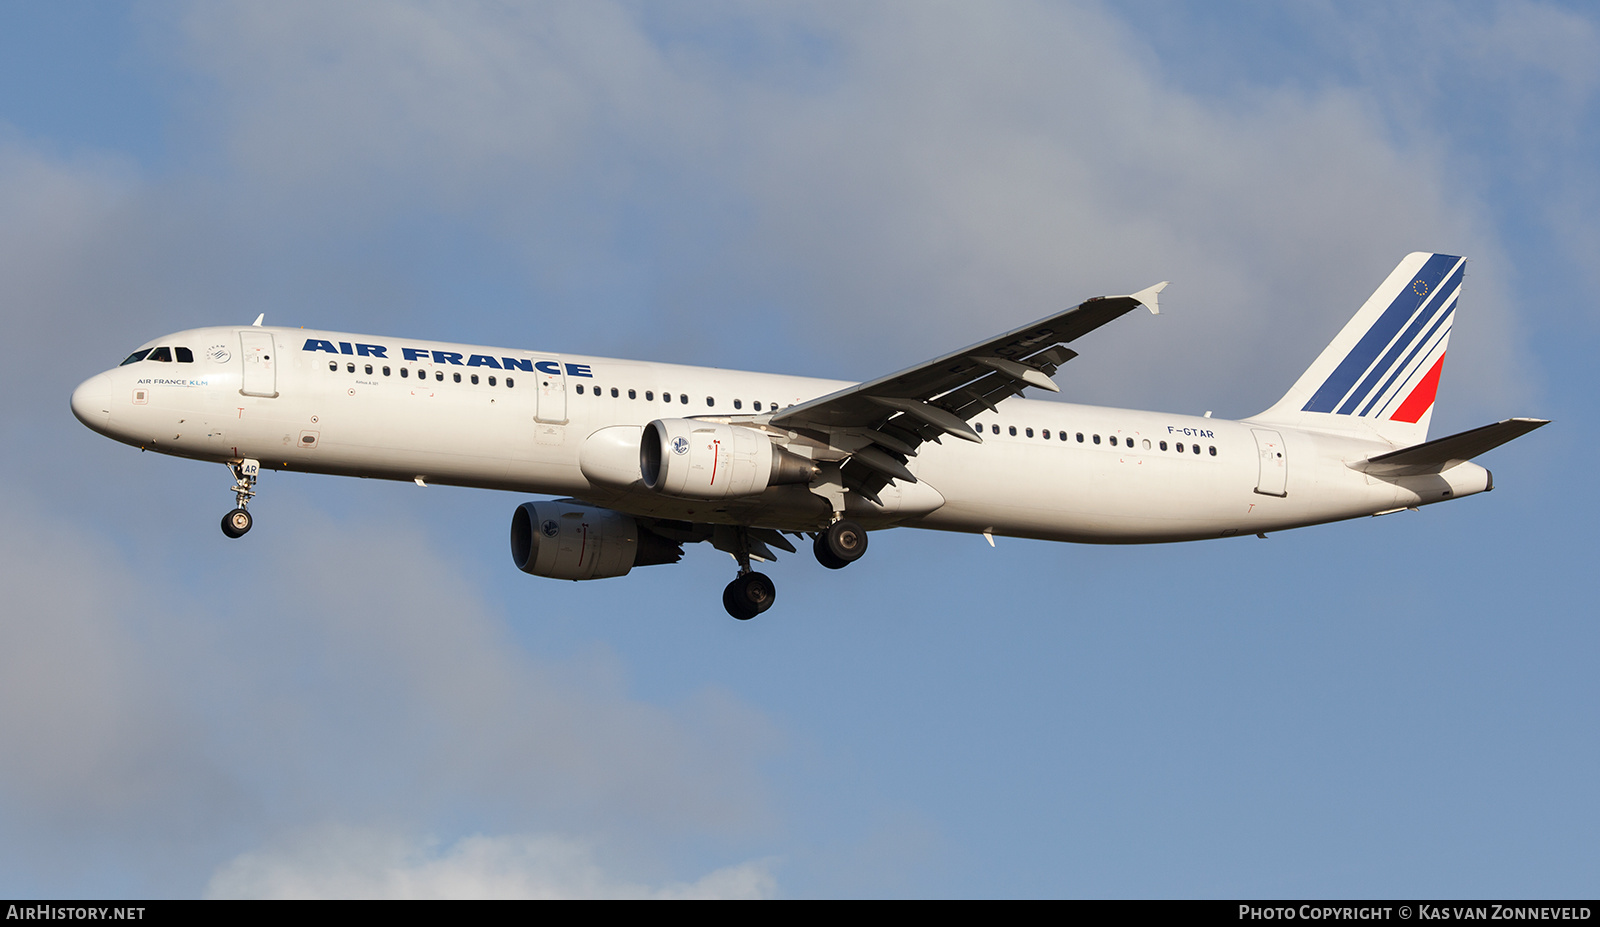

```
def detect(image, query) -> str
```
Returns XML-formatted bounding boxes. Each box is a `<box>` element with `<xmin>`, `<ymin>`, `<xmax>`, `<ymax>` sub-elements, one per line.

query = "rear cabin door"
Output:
<box><xmin>1251</xmin><ymin>428</ymin><xmax>1287</xmax><ymax>497</ymax></box>
<box><xmin>239</xmin><ymin>331</ymin><xmax>279</xmax><ymax>398</ymax></box>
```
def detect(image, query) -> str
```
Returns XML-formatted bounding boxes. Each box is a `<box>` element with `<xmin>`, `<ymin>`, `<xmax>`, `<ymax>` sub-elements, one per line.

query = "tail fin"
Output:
<box><xmin>1253</xmin><ymin>252</ymin><xmax>1465</xmax><ymax>446</ymax></box>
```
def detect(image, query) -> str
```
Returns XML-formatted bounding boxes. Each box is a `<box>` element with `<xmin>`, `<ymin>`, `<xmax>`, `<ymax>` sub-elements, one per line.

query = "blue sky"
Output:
<box><xmin>0</xmin><ymin>1</ymin><xmax>1595</xmax><ymax>898</ymax></box>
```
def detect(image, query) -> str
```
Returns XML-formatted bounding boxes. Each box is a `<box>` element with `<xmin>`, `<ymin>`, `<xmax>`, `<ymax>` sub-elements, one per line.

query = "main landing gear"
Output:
<box><xmin>221</xmin><ymin>458</ymin><xmax>260</xmax><ymax>539</ymax></box>
<box><xmin>721</xmin><ymin>526</ymin><xmax>778</xmax><ymax>621</ymax></box>
<box><xmin>813</xmin><ymin>519</ymin><xmax>868</xmax><ymax>570</ymax></box>
<box><xmin>719</xmin><ymin>519</ymin><xmax>869</xmax><ymax>621</ymax></box>
<box><xmin>723</xmin><ymin>570</ymin><xmax>776</xmax><ymax>621</ymax></box>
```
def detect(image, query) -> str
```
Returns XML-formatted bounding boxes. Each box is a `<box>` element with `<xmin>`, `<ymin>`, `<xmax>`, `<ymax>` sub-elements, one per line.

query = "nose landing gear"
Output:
<box><xmin>221</xmin><ymin>459</ymin><xmax>260</xmax><ymax>539</ymax></box>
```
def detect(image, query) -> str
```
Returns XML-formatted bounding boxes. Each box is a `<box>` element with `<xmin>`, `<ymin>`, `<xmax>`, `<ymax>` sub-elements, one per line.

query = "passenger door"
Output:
<box><xmin>239</xmin><ymin>331</ymin><xmax>279</xmax><ymax>398</ymax></box>
<box><xmin>1251</xmin><ymin>428</ymin><xmax>1287</xmax><ymax>496</ymax></box>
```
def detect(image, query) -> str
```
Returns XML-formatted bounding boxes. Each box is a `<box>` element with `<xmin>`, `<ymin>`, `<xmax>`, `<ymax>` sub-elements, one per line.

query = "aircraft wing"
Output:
<box><xmin>769</xmin><ymin>282</ymin><xmax>1167</xmax><ymax>500</ymax></box>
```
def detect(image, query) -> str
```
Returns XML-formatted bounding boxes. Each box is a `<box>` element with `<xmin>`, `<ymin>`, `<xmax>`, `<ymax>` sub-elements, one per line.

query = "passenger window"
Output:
<box><xmin>664</xmin><ymin>392</ymin><xmax>672</xmax><ymax>403</ymax></box>
<box><xmin>435</xmin><ymin>370</ymin><xmax>443</xmax><ymax>381</ymax></box>
<box><xmin>1160</xmin><ymin>441</ymin><xmax>1168</xmax><ymax>451</ymax></box>
<box><xmin>628</xmin><ymin>389</ymin><xmax>636</xmax><ymax>399</ymax></box>
<box><xmin>176</xmin><ymin>347</ymin><xmax>194</xmax><ymax>363</ymax></box>
<box><xmin>329</xmin><ymin>361</ymin><xmax>337</xmax><ymax>371</ymax></box>
<box><xmin>1076</xmin><ymin>433</ymin><xmax>1084</xmax><ymax>442</ymax></box>
<box><xmin>706</xmin><ymin>396</ymin><xmax>714</xmax><ymax>407</ymax></box>
<box><xmin>753</xmin><ymin>401</ymin><xmax>761</xmax><ymax>411</ymax></box>
<box><xmin>1025</xmin><ymin>428</ymin><xmax>1034</xmax><ymax>438</ymax></box>
<box><xmin>148</xmin><ymin>347</ymin><xmax>172</xmax><ymax>362</ymax></box>
<box><xmin>347</xmin><ymin>363</ymin><xmax>355</xmax><ymax>373</ymax></box>
<box><xmin>646</xmin><ymin>391</ymin><xmax>654</xmax><ymax>401</ymax></box>
<box><xmin>489</xmin><ymin>376</ymin><xmax>497</xmax><ymax>386</ymax></box>
<box><xmin>1209</xmin><ymin>446</ymin><xmax>1217</xmax><ymax>456</ymax></box>
<box><xmin>1124</xmin><ymin>437</ymin><xmax>1133</xmax><ymax>448</ymax></box>
<box><xmin>1143</xmin><ymin>439</ymin><xmax>1151</xmax><ymax>449</ymax></box>
<box><xmin>471</xmin><ymin>374</ymin><xmax>479</xmax><ymax>384</ymax></box>
<box><xmin>992</xmin><ymin>424</ymin><xmax>1000</xmax><ymax>435</ymax></box>
<box><xmin>1192</xmin><ymin>444</ymin><xmax>1200</xmax><ymax>454</ymax></box>
<box><xmin>1093</xmin><ymin>434</ymin><xmax>1101</xmax><ymax>444</ymax></box>
<box><xmin>401</xmin><ymin>368</ymin><xmax>409</xmax><ymax>378</ymax></box>
<box><xmin>506</xmin><ymin>378</ymin><xmax>514</xmax><ymax>388</ymax></box>
<box><xmin>1008</xmin><ymin>426</ymin><xmax>1017</xmax><ymax>436</ymax></box>
<box><xmin>365</xmin><ymin>364</ymin><xmax>373</xmax><ymax>375</ymax></box>
<box><xmin>576</xmin><ymin>384</ymin><xmax>584</xmax><ymax>395</ymax></box>
<box><xmin>1041</xmin><ymin>430</ymin><xmax>1049</xmax><ymax>440</ymax></box>
<box><xmin>680</xmin><ymin>394</ymin><xmax>688</xmax><ymax>405</ymax></box>
<box><xmin>119</xmin><ymin>349</ymin><xmax>152</xmax><ymax>366</ymax></box>
<box><xmin>611</xmin><ymin>388</ymin><xmax>619</xmax><ymax>398</ymax></box>
<box><xmin>383</xmin><ymin>366</ymin><xmax>391</xmax><ymax>376</ymax></box>
<box><xmin>453</xmin><ymin>372</ymin><xmax>461</xmax><ymax>383</ymax></box>
<box><xmin>734</xmin><ymin>399</ymin><xmax>742</xmax><ymax>410</ymax></box>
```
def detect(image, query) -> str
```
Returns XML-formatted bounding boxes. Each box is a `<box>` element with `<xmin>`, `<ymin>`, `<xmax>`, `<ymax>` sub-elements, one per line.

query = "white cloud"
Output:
<box><xmin>153</xmin><ymin>0</ymin><xmax>1524</xmax><ymax>419</ymax></box>
<box><xmin>0</xmin><ymin>489</ymin><xmax>780</xmax><ymax>891</ymax></box>
<box><xmin>206</xmin><ymin>825</ymin><xmax>777</xmax><ymax>899</ymax></box>
<box><xmin>0</xmin><ymin>134</ymin><xmax>155</xmax><ymax>395</ymax></box>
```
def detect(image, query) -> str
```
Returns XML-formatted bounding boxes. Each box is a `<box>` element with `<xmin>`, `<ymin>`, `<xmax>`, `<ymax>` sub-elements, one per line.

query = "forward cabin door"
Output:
<box><xmin>239</xmin><ymin>331</ymin><xmax>279</xmax><ymax>398</ymax></box>
<box><xmin>1251</xmin><ymin>428</ymin><xmax>1287</xmax><ymax>496</ymax></box>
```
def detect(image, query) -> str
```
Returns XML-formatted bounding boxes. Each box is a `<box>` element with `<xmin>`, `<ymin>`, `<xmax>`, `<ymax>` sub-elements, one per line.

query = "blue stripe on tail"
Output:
<box><xmin>1344</xmin><ymin>261</ymin><xmax>1462</xmax><ymax>415</ymax></box>
<box><xmin>1301</xmin><ymin>253</ymin><xmax>1460</xmax><ymax>414</ymax></box>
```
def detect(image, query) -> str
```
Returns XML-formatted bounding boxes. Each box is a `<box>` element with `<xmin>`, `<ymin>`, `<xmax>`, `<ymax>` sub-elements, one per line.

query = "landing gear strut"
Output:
<box><xmin>814</xmin><ymin>519</ymin><xmax>868</xmax><ymax>570</ymax></box>
<box><xmin>221</xmin><ymin>458</ymin><xmax>260</xmax><ymax>539</ymax></box>
<box><xmin>721</xmin><ymin>527</ymin><xmax>777</xmax><ymax>621</ymax></box>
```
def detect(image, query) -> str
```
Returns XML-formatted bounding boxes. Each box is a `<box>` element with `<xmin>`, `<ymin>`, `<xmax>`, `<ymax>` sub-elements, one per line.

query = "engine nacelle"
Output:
<box><xmin>640</xmin><ymin>419</ymin><xmax>817</xmax><ymax>500</ymax></box>
<box><xmin>509</xmin><ymin>501</ymin><xmax>681</xmax><ymax>580</ymax></box>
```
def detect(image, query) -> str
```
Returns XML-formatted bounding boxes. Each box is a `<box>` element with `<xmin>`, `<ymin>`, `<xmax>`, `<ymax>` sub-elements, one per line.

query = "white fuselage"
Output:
<box><xmin>71</xmin><ymin>325</ymin><xmax>1492</xmax><ymax>543</ymax></box>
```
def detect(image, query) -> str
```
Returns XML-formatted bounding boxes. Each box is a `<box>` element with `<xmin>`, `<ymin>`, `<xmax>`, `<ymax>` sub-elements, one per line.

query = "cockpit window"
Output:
<box><xmin>119</xmin><ymin>349</ymin><xmax>152</xmax><ymax>366</ymax></box>
<box><xmin>175</xmin><ymin>347</ymin><xmax>194</xmax><ymax>363</ymax></box>
<box><xmin>147</xmin><ymin>347</ymin><xmax>173</xmax><ymax>362</ymax></box>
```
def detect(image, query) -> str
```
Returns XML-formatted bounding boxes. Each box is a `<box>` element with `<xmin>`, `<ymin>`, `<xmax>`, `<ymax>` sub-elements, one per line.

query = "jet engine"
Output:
<box><xmin>640</xmin><ymin>419</ymin><xmax>817</xmax><ymax>500</ymax></box>
<box><xmin>510</xmin><ymin>501</ymin><xmax>681</xmax><ymax>580</ymax></box>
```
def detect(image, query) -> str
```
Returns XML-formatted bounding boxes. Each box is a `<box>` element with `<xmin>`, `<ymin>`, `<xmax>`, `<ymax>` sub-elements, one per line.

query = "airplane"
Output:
<box><xmin>71</xmin><ymin>252</ymin><xmax>1546</xmax><ymax>620</ymax></box>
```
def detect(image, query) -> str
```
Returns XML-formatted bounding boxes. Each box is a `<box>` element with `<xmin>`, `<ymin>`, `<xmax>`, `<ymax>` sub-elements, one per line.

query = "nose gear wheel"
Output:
<box><xmin>221</xmin><ymin>459</ymin><xmax>260</xmax><ymax>538</ymax></box>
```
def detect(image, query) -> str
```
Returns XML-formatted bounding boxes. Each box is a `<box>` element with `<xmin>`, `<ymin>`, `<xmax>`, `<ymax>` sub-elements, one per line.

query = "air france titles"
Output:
<box><xmin>302</xmin><ymin>339</ymin><xmax>593</xmax><ymax>377</ymax></box>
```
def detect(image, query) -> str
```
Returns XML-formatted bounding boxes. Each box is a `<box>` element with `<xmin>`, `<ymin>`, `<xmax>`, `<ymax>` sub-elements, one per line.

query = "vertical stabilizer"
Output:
<box><xmin>1252</xmin><ymin>252</ymin><xmax>1464</xmax><ymax>447</ymax></box>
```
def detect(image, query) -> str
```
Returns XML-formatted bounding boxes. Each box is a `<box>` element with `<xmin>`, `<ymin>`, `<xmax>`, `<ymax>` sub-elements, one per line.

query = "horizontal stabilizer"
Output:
<box><xmin>1351</xmin><ymin>418</ymin><xmax>1549</xmax><ymax>476</ymax></box>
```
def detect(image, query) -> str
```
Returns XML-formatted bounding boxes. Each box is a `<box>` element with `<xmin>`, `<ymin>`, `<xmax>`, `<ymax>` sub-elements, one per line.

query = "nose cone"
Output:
<box><xmin>71</xmin><ymin>373</ymin><xmax>114</xmax><ymax>433</ymax></box>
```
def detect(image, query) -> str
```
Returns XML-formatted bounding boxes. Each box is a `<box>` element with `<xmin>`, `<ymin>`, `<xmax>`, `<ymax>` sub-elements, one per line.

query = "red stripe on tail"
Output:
<box><xmin>1390</xmin><ymin>353</ymin><xmax>1446</xmax><ymax>424</ymax></box>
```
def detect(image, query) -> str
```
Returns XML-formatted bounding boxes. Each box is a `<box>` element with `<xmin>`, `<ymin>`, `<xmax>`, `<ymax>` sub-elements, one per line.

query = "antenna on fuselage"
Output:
<box><xmin>251</xmin><ymin>314</ymin><xmax>265</xmax><ymax>327</ymax></box>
